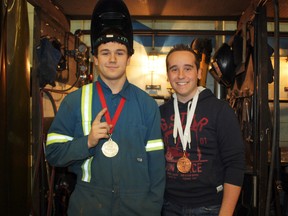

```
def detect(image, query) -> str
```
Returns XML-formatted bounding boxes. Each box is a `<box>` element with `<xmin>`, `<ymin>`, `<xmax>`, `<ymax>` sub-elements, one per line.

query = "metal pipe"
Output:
<box><xmin>78</xmin><ymin>29</ymin><xmax>288</xmax><ymax>37</ymax></box>
<box><xmin>252</xmin><ymin>13</ymin><xmax>258</xmax><ymax>211</ymax></box>
<box><xmin>79</xmin><ymin>29</ymin><xmax>236</xmax><ymax>36</ymax></box>
<box><xmin>265</xmin><ymin>0</ymin><xmax>281</xmax><ymax>215</ymax></box>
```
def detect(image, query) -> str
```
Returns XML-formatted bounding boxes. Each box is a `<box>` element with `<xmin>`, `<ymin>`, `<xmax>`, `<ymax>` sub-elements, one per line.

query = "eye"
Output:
<box><xmin>184</xmin><ymin>67</ymin><xmax>191</xmax><ymax>72</ymax></box>
<box><xmin>184</xmin><ymin>66</ymin><xmax>193</xmax><ymax>72</ymax></box>
<box><xmin>116</xmin><ymin>51</ymin><xmax>125</xmax><ymax>56</ymax></box>
<box><xmin>169</xmin><ymin>66</ymin><xmax>178</xmax><ymax>73</ymax></box>
<box><xmin>100</xmin><ymin>51</ymin><xmax>109</xmax><ymax>56</ymax></box>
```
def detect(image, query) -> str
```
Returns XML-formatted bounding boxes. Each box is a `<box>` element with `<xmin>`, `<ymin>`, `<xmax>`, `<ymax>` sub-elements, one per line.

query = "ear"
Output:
<box><xmin>126</xmin><ymin>56</ymin><xmax>131</xmax><ymax>65</ymax></box>
<box><xmin>93</xmin><ymin>56</ymin><xmax>98</xmax><ymax>65</ymax></box>
<box><xmin>166</xmin><ymin>72</ymin><xmax>171</xmax><ymax>82</ymax></box>
<box><xmin>197</xmin><ymin>68</ymin><xmax>202</xmax><ymax>80</ymax></box>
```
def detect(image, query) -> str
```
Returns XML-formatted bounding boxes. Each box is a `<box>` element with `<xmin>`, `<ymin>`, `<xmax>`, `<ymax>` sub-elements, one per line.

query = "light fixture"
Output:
<box><xmin>146</xmin><ymin>33</ymin><xmax>161</xmax><ymax>91</ymax></box>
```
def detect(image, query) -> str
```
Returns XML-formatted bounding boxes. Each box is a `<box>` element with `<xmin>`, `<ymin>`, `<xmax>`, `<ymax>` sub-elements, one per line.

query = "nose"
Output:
<box><xmin>109</xmin><ymin>53</ymin><xmax>116</xmax><ymax>62</ymax></box>
<box><xmin>178</xmin><ymin>69</ymin><xmax>184</xmax><ymax>79</ymax></box>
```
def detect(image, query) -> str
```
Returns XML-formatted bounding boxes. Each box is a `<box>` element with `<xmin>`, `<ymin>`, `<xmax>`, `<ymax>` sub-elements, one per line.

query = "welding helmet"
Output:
<box><xmin>90</xmin><ymin>0</ymin><xmax>134</xmax><ymax>56</ymax></box>
<box><xmin>209</xmin><ymin>43</ymin><xmax>236</xmax><ymax>88</ymax></box>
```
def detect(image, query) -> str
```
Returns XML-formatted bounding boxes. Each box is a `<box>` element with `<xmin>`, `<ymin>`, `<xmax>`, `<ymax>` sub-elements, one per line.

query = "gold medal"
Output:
<box><xmin>102</xmin><ymin>138</ymin><xmax>119</xmax><ymax>157</ymax></box>
<box><xmin>177</xmin><ymin>153</ymin><xmax>191</xmax><ymax>173</ymax></box>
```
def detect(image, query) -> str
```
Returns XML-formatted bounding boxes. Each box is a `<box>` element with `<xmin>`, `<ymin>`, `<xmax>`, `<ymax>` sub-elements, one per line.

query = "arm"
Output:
<box><xmin>217</xmin><ymin>103</ymin><xmax>245</xmax><ymax>214</ymax></box>
<box><xmin>218</xmin><ymin>103</ymin><xmax>245</xmax><ymax>183</ymax></box>
<box><xmin>45</xmin><ymin>97</ymin><xmax>92</xmax><ymax>167</ymax></box>
<box><xmin>219</xmin><ymin>183</ymin><xmax>242</xmax><ymax>216</ymax></box>
<box><xmin>46</xmin><ymin>85</ymin><xmax>111</xmax><ymax>167</ymax></box>
<box><xmin>145</xmin><ymin>100</ymin><xmax>166</xmax><ymax>211</ymax></box>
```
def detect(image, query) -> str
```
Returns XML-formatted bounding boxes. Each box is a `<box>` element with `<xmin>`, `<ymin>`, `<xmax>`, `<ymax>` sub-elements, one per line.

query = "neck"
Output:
<box><xmin>100</xmin><ymin>75</ymin><xmax>126</xmax><ymax>94</ymax></box>
<box><xmin>177</xmin><ymin>88</ymin><xmax>199</xmax><ymax>104</ymax></box>
<box><xmin>177</xmin><ymin>96</ymin><xmax>192</xmax><ymax>104</ymax></box>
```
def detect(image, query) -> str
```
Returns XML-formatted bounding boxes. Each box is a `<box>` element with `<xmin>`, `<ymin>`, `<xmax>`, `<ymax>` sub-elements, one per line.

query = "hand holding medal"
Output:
<box><xmin>88</xmin><ymin>107</ymin><xmax>112</xmax><ymax>148</ymax></box>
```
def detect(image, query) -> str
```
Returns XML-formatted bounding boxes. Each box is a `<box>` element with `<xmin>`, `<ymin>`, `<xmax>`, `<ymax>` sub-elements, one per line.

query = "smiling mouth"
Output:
<box><xmin>106</xmin><ymin>66</ymin><xmax>118</xmax><ymax>69</ymax></box>
<box><xmin>176</xmin><ymin>81</ymin><xmax>188</xmax><ymax>85</ymax></box>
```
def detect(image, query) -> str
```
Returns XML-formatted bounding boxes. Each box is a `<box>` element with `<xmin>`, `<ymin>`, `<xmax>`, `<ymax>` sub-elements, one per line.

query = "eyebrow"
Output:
<box><xmin>168</xmin><ymin>65</ymin><xmax>177</xmax><ymax>70</ymax></box>
<box><xmin>99</xmin><ymin>48</ymin><xmax>127</xmax><ymax>52</ymax></box>
<box><xmin>168</xmin><ymin>64</ymin><xmax>193</xmax><ymax>70</ymax></box>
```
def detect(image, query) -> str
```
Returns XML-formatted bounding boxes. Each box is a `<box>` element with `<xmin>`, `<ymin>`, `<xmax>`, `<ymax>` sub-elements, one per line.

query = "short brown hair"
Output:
<box><xmin>166</xmin><ymin>44</ymin><xmax>201</xmax><ymax>71</ymax></box>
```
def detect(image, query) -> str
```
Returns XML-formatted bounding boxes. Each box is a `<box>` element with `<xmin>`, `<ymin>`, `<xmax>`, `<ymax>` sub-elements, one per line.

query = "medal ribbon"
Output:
<box><xmin>173</xmin><ymin>88</ymin><xmax>199</xmax><ymax>151</ymax></box>
<box><xmin>96</xmin><ymin>82</ymin><xmax>126</xmax><ymax>134</ymax></box>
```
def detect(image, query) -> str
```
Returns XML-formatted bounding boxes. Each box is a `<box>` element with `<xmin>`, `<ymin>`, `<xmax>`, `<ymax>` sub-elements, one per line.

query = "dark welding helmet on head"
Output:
<box><xmin>90</xmin><ymin>0</ymin><xmax>134</xmax><ymax>56</ymax></box>
<box><xmin>209</xmin><ymin>43</ymin><xmax>236</xmax><ymax>88</ymax></box>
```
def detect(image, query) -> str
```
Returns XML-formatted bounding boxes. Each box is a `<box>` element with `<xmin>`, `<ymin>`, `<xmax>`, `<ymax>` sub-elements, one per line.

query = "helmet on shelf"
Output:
<box><xmin>209</xmin><ymin>43</ymin><xmax>236</xmax><ymax>88</ymax></box>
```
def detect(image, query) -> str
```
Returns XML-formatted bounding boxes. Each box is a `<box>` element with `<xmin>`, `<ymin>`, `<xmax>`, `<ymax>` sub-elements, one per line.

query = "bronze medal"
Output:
<box><xmin>177</xmin><ymin>153</ymin><xmax>191</xmax><ymax>173</ymax></box>
<box><xmin>102</xmin><ymin>138</ymin><xmax>119</xmax><ymax>157</ymax></box>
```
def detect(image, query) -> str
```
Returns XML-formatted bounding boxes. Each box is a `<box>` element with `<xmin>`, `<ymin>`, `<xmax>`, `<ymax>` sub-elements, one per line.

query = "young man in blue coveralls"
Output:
<box><xmin>45</xmin><ymin>0</ymin><xmax>165</xmax><ymax>215</ymax></box>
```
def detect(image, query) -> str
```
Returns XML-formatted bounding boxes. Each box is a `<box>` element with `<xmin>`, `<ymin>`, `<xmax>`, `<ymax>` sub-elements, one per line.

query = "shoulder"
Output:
<box><xmin>198</xmin><ymin>88</ymin><xmax>235</xmax><ymax>118</ymax></box>
<box><xmin>199</xmin><ymin>88</ymin><xmax>229</xmax><ymax>107</ymax></box>
<box><xmin>62</xmin><ymin>83</ymin><xmax>95</xmax><ymax>106</ymax></box>
<box><xmin>128</xmin><ymin>83</ymin><xmax>157</xmax><ymax>104</ymax></box>
<box><xmin>159</xmin><ymin>99</ymin><xmax>173</xmax><ymax>112</ymax></box>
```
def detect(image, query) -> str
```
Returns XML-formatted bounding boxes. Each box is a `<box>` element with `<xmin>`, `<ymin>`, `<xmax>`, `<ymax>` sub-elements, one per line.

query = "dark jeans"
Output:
<box><xmin>162</xmin><ymin>200</ymin><xmax>220</xmax><ymax>216</ymax></box>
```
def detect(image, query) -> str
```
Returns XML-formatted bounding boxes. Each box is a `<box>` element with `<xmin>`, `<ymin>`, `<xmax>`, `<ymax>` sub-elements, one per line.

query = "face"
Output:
<box><xmin>167</xmin><ymin>50</ymin><xmax>201</xmax><ymax>103</ymax></box>
<box><xmin>94</xmin><ymin>42</ymin><xmax>131</xmax><ymax>82</ymax></box>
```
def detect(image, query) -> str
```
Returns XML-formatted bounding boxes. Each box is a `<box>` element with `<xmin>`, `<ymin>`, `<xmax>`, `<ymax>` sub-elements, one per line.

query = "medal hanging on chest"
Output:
<box><xmin>177</xmin><ymin>151</ymin><xmax>192</xmax><ymax>173</ymax></box>
<box><xmin>96</xmin><ymin>82</ymin><xmax>126</xmax><ymax>158</ymax></box>
<box><xmin>173</xmin><ymin>89</ymin><xmax>199</xmax><ymax>173</ymax></box>
<box><xmin>102</xmin><ymin>134</ymin><xmax>119</xmax><ymax>157</ymax></box>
